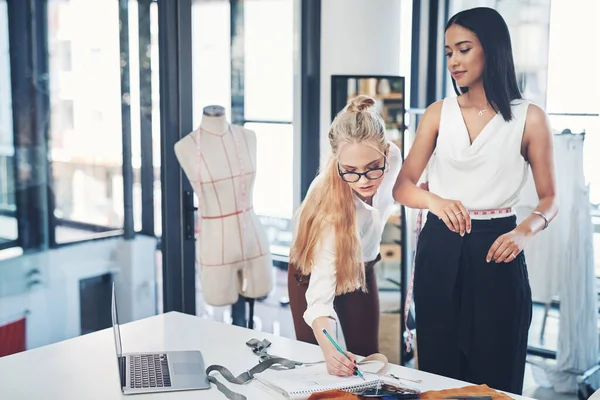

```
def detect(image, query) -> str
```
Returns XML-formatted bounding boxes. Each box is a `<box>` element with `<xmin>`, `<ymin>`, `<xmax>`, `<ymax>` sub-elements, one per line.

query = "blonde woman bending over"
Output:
<box><xmin>288</xmin><ymin>95</ymin><xmax>402</xmax><ymax>377</ymax></box>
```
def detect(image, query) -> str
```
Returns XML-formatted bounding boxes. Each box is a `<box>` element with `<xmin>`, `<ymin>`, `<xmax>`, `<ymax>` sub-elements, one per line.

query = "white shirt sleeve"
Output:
<box><xmin>302</xmin><ymin>228</ymin><xmax>339</xmax><ymax>328</ymax></box>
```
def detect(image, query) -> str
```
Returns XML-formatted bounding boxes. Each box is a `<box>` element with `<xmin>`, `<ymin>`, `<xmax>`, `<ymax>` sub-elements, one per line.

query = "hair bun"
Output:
<box><xmin>346</xmin><ymin>95</ymin><xmax>376</xmax><ymax>112</ymax></box>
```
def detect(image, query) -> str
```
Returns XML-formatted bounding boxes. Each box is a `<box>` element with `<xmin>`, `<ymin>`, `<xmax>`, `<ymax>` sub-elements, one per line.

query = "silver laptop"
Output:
<box><xmin>111</xmin><ymin>283</ymin><xmax>211</xmax><ymax>394</ymax></box>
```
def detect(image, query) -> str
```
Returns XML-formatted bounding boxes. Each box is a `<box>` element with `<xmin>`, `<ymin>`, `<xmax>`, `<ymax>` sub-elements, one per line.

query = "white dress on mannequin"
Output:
<box><xmin>174</xmin><ymin>106</ymin><xmax>273</xmax><ymax>307</ymax></box>
<box><xmin>516</xmin><ymin>133</ymin><xmax>599</xmax><ymax>392</ymax></box>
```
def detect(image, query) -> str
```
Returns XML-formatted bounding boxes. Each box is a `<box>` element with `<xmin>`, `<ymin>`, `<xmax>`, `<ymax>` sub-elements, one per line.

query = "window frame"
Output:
<box><xmin>2</xmin><ymin>0</ymin><xmax>156</xmax><ymax>253</ymax></box>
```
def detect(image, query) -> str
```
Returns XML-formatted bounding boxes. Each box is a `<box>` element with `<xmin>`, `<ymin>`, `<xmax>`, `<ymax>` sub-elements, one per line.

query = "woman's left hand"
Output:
<box><xmin>486</xmin><ymin>228</ymin><xmax>530</xmax><ymax>263</ymax></box>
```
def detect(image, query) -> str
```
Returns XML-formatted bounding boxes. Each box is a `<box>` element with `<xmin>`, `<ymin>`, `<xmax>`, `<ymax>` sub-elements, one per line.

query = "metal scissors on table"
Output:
<box><xmin>358</xmin><ymin>383</ymin><xmax>421</xmax><ymax>398</ymax></box>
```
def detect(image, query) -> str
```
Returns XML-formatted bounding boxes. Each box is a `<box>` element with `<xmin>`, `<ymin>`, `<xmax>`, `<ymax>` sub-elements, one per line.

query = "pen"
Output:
<box><xmin>322</xmin><ymin>328</ymin><xmax>365</xmax><ymax>380</ymax></box>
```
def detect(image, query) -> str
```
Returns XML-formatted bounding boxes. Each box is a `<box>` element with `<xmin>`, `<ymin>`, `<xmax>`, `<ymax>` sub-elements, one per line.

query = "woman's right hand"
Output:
<box><xmin>323</xmin><ymin>347</ymin><xmax>358</xmax><ymax>377</ymax></box>
<box><xmin>427</xmin><ymin>195</ymin><xmax>471</xmax><ymax>235</ymax></box>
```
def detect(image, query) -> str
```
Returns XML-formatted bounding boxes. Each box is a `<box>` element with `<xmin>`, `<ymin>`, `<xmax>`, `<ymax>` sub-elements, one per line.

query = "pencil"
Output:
<box><xmin>322</xmin><ymin>328</ymin><xmax>365</xmax><ymax>380</ymax></box>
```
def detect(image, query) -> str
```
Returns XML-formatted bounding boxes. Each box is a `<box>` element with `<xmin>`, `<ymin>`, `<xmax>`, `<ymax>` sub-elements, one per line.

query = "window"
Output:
<box><xmin>545</xmin><ymin>0</ymin><xmax>600</xmax><ymax>281</ymax></box>
<box><xmin>0</xmin><ymin>0</ymin><xmax>17</xmax><ymax>246</ymax></box>
<box><xmin>546</xmin><ymin>0</ymin><xmax>599</xmax><ymax>206</ymax></box>
<box><xmin>128</xmin><ymin>0</ymin><xmax>142</xmax><ymax>233</ymax></box>
<box><xmin>58</xmin><ymin>40</ymin><xmax>72</xmax><ymax>71</ymax></box>
<box><xmin>244</xmin><ymin>0</ymin><xmax>294</xmax><ymax>255</ymax></box>
<box><xmin>48</xmin><ymin>0</ymin><xmax>124</xmax><ymax>242</ymax></box>
<box><xmin>57</xmin><ymin>99</ymin><xmax>74</xmax><ymax>132</ymax></box>
<box><xmin>399</xmin><ymin>0</ymin><xmax>412</xmax><ymax>109</ymax></box>
<box><xmin>0</xmin><ymin>0</ymin><xmax>161</xmax><ymax>354</ymax></box>
<box><xmin>192</xmin><ymin>0</ymin><xmax>295</xmax><ymax>256</ymax></box>
<box><xmin>150</xmin><ymin>2</ymin><xmax>161</xmax><ymax>237</ymax></box>
<box><xmin>245</xmin><ymin>122</ymin><xmax>294</xmax><ymax>217</ymax></box>
<box><xmin>191</xmin><ymin>0</ymin><xmax>231</xmax><ymax>127</ymax></box>
<box><xmin>125</xmin><ymin>0</ymin><xmax>161</xmax><ymax>238</ymax></box>
<box><xmin>244</xmin><ymin>0</ymin><xmax>293</xmax><ymax>122</ymax></box>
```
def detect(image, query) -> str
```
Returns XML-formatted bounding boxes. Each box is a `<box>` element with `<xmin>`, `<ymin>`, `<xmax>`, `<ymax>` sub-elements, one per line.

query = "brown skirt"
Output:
<box><xmin>287</xmin><ymin>254</ymin><xmax>381</xmax><ymax>356</ymax></box>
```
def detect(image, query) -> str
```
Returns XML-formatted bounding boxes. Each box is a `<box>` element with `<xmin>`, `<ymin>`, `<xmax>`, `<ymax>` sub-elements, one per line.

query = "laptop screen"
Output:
<box><xmin>111</xmin><ymin>282</ymin><xmax>123</xmax><ymax>360</ymax></box>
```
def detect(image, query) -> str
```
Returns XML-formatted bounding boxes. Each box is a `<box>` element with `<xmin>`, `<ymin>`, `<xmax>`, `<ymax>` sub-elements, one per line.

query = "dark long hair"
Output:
<box><xmin>446</xmin><ymin>7</ymin><xmax>522</xmax><ymax>122</ymax></box>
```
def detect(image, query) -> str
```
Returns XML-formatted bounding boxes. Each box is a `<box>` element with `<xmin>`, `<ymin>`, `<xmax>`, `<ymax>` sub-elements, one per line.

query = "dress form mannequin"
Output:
<box><xmin>174</xmin><ymin>105</ymin><xmax>273</xmax><ymax>314</ymax></box>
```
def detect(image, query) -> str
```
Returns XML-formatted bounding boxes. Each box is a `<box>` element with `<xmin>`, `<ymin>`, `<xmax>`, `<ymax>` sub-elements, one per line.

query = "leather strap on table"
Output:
<box><xmin>245</xmin><ymin>338</ymin><xmax>305</xmax><ymax>366</ymax></box>
<box><xmin>206</xmin><ymin>338</ymin><xmax>304</xmax><ymax>400</ymax></box>
<box><xmin>206</xmin><ymin>375</ymin><xmax>246</xmax><ymax>400</ymax></box>
<box><xmin>206</xmin><ymin>338</ymin><xmax>390</xmax><ymax>400</ymax></box>
<box><xmin>206</xmin><ymin>356</ymin><xmax>300</xmax><ymax>400</ymax></box>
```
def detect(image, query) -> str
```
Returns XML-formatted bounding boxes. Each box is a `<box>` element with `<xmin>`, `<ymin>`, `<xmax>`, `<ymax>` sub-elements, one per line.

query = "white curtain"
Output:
<box><xmin>515</xmin><ymin>133</ymin><xmax>599</xmax><ymax>393</ymax></box>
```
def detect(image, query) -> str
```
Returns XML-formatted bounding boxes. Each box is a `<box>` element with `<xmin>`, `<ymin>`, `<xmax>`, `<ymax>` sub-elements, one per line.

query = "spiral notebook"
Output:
<box><xmin>255</xmin><ymin>363</ymin><xmax>384</xmax><ymax>399</ymax></box>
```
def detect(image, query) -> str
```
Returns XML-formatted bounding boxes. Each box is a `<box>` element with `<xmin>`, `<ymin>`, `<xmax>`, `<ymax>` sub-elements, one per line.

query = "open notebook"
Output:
<box><xmin>255</xmin><ymin>363</ymin><xmax>385</xmax><ymax>399</ymax></box>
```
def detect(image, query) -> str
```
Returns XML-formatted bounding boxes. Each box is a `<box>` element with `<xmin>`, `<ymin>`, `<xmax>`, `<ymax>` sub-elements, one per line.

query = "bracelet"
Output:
<box><xmin>532</xmin><ymin>211</ymin><xmax>549</xmax><ymax>230</ymax></box>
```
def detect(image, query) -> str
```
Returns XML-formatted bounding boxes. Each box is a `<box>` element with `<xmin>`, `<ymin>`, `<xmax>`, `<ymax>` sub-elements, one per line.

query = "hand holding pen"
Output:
<box><xmin>322</xmin><ymin>328</ymin><xmax>365</xmax><ymax>380</ymax></box>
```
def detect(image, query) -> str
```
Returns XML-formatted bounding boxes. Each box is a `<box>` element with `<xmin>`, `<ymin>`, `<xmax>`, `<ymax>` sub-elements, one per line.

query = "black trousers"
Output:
<box><xmin>414</xmin><ymin>213</ymin><xmax>532</xmax><ymax>395</ymax></box>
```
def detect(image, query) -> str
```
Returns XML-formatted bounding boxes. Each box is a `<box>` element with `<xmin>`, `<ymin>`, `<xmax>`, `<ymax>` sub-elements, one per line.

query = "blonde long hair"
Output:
<box><xmin>289</xmin><ymin>95</ymin><xmax>388</xmax><ymax>295</ymax></box>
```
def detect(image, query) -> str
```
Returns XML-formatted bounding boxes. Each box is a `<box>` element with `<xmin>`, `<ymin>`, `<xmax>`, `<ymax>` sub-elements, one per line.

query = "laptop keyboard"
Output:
<box><xmin>129</xmin><ymin>354</ymin><xmax>171</xmax><ymax>389</ymax></box>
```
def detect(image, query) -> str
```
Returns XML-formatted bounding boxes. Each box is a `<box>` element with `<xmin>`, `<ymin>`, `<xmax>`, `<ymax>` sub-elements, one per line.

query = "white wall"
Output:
<box><xmin>0</xmin><ymin>235</ymin><xmax>157</xmax><ymax>350</ymax></box>
<box><xmin>319</xmin><ymin>0</ymin><xmax>402</xmax><ymax>167</ymax></box>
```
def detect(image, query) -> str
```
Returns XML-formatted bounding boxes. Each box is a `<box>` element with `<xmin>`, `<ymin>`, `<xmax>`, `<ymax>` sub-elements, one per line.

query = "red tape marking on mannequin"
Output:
<box><xmin>403</xmin><ymin>183</ymin><xmax>514</xmax><ymax>353</ymax></box>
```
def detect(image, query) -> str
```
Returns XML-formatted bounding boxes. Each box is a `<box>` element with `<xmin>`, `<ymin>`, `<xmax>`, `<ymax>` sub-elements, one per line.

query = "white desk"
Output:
<box><xmin>0</xmin><ymin>312</ymin><xmax>533</xmax><ymax>399</ymax></box>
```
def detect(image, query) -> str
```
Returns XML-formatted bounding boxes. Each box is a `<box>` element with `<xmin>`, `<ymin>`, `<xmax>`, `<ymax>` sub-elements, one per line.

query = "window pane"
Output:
<box><xmin>128</xmin><ymin>0</ymin><xmax>142</xmax><ymax>233</ymax></box>
<box><xmin>546</xmin><ymin>0</ymin><xmax>599</xmax><ymax>114</ymax></box>
<box><xmin>244</xmin><ymin>0</ymin><xmax>293</xmax><ymax>121</ymax></box>
<box><xmin>0</xmin><ymin>0</ymin><xmax>17</xmax><ymax>243</ymax></box>
<box><xmin>48</xmin><ymin>0</ymin><xmax>124</xmax><ymax>241</ymax></box>
<box><xmin>498</xmin><ymin>1</ymin><xmax>551</xmax><ymax>109</ymax></box>
<box><xmin>150</xmin><ymin>2</ymin><xmax>162</xmax><ymax>238</ymax></box>
<box><xmin>399</xmin><ymin>0</ymin><xmax>412</xmax><ymax>108</ymax></box>
<box><xmin>192</xmin><ymin>0</ymin><xmax>231</xmax><ymax>127</ymax></box>
<box><xmin>244</xmin><ymin>122</ymin><xmax>293</xmax><ymax>254</ymax></box>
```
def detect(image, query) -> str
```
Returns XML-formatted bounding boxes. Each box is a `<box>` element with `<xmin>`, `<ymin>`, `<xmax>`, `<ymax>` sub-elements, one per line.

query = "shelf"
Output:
<box><xmin>375</xmin><ymin>93</ymin><xmax>403</xmax><ymax>101</ymax></box>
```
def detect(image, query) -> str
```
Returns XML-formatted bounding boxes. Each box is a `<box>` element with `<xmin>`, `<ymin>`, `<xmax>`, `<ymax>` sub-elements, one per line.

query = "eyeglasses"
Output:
<box><xmin>337</xmin><ymin>157</ymin><xmax>387</xmax><ymax>183</ymax></box>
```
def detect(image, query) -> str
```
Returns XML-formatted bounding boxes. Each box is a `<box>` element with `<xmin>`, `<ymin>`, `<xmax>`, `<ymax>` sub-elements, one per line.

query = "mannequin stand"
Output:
<box><xmin>231</xmin><ymin>295</ymin><xmax>256</xmax><ymax>329</ymax></box>
<box><xmin>247</xmin><ymin>298</ymin><xmax>255</xmax><ymax>329</ymax></box>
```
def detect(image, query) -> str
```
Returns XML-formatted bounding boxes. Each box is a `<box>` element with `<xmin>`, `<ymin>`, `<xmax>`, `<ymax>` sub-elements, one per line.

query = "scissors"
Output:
<box><xmin>359</xmin><ymin>383</ymin><xmax>421</xmax><ymax>398</ymax></box>
<box><xmin>360</xmin><ymin>390</ymin><xmax>420</xmax><ymax>399</ymax></box>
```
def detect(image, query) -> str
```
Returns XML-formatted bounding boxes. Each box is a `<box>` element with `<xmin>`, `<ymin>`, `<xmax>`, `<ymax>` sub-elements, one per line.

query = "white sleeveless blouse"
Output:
<box><xmin>428</xmin><ymin>96</ymin><xmax>530</xmax><ymax>215</ymax></box>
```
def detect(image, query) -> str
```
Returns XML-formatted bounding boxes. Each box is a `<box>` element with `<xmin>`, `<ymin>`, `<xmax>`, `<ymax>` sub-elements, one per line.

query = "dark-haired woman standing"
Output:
<box><xmin>394</xmin><ymin>7</ymin><xmax>558</xmax><ymax>395</ymax></box>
